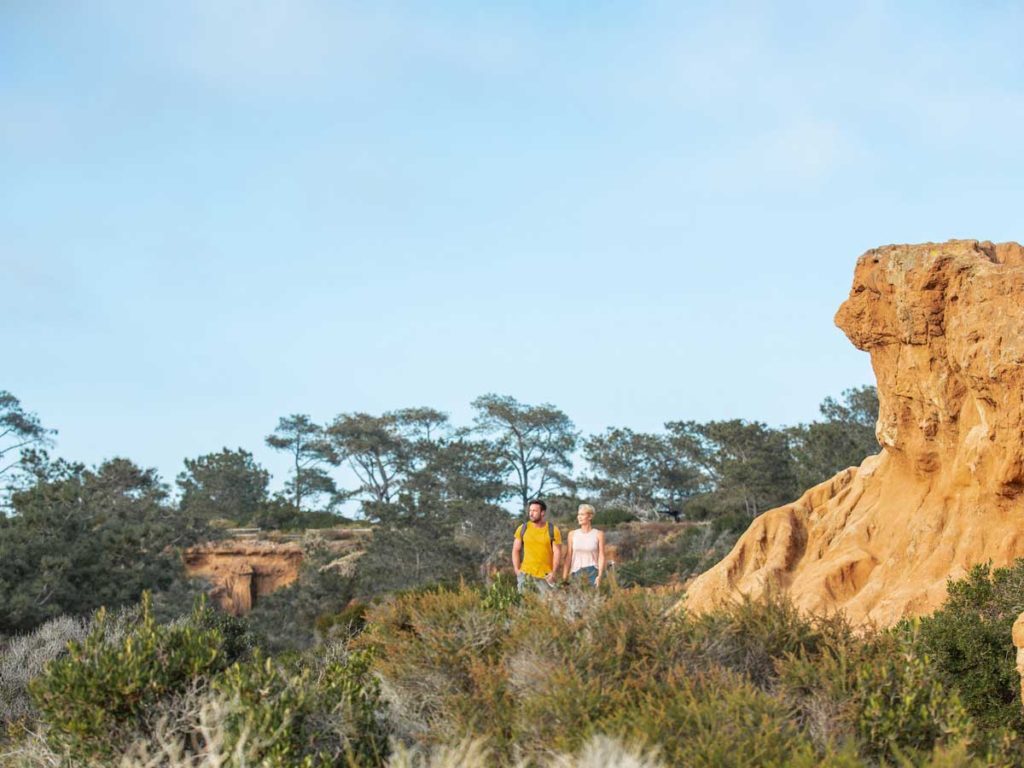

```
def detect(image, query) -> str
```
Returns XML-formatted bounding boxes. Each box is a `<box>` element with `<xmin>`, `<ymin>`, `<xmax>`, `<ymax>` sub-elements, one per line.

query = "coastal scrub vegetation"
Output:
<box><xmin>4</xmin><ymin>562</ymin><xmax>1024</xmax><ymax>766</ymax></box>
<box><xmin>17</xmin><ymin>384</ymin><xmax>1022</xmax><ymax>764</ymax></box>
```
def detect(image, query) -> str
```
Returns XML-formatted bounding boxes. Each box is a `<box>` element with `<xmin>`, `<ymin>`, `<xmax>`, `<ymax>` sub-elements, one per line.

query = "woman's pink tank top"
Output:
<box><xmin>570</xmin><ymin>528</ymin><xmax>600</xmax><ymax>573</ymax></box>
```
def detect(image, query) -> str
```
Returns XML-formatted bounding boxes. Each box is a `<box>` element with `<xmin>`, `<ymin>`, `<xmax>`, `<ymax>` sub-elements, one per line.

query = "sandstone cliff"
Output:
<box><xmin>684</xmin><ymin>240</ymin><xmax>1024</xmax><ymax>627</ymax></box>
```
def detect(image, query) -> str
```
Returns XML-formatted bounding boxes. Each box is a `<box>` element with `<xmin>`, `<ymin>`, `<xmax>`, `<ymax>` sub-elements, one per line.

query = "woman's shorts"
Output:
<box><xmin>571</xmin><ymin>565</ymin><xmax>598</xmax><ymax>586</ymax></box>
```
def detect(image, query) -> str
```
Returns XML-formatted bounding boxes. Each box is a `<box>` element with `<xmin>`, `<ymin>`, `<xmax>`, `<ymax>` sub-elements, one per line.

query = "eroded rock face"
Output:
<box><xmin>684</xmin><ymin>240</ymin><xmax>1024</xmax><ymax>627</ymax></box>
<box><xmin>183</xmin><ymin>541</ymin><xmax>304</xmax><ymax>616</ymax></box>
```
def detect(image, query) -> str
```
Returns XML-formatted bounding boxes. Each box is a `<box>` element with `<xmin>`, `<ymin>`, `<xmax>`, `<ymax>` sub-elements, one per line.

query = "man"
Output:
<box><xmin>512</xmin><ymin>499</ymin><xmax>562</xmax><ymax>593</ymax></box>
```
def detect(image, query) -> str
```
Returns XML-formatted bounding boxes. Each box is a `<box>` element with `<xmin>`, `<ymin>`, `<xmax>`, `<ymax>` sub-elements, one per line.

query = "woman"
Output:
<box><xmin>563</xmin><ymin>503</ymin><xmax>606</xmax><ymax>587</ymax></box>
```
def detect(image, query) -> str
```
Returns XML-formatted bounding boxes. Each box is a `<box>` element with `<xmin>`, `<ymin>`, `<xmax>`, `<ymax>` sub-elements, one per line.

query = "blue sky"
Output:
<box><xmin>4</xmin><ymin>1</ymin><xmax>1023</xmax><ymax>496</ymax></box>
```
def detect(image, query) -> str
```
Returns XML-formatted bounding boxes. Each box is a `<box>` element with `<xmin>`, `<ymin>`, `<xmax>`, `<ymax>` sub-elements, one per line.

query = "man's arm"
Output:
<box><xmin>512</xmin><ymin>534</ymin><xmax>523</xmax><ymax>575</ymax></box>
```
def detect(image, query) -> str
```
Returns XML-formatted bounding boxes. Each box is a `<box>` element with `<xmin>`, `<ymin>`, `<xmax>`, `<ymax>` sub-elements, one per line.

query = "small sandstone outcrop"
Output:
<box><xmin>184</xmin><ymin>528</ymin><xmax>372</xmax><ymax>615</ymax></box>
<box><xmin>183</xmin><ymin>540</ymin><xmax>304</xmax><ymax>615</ymax></box>
<box><xmin>684</xmin><ymin>240</ymin><xmax>1024</xmax><ymax>627</ymax></box>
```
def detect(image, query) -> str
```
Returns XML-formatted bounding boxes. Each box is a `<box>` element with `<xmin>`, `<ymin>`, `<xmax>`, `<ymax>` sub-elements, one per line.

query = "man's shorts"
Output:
<box><xmin>517</xmin><ymin>572</ymin><xmax>554</xmax><ymax>594</ymax></box>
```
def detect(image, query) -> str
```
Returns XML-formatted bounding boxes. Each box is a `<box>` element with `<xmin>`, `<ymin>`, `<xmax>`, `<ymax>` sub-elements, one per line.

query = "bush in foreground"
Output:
<box><xmin>27</xmin><ymin>594</ymin><xmax>252</xmax><ymax>762</ymax></box>
<box><xmin>7</xmin><ymin>576</ymin><xmax>1024</xmax><ymax>766</ymax></box>
<box><xmin>914</xmin><ymin>560</ymin><xmax>1024</xmax><ymax>734</ymax></box>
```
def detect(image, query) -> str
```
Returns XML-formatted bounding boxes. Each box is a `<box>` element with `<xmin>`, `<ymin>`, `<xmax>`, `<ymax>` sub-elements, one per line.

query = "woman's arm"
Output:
<box><xmin>595</xmin><ymin>530</ymin><xmax>606</xmax><ymax>586</ymax></box>
<box><xmin>563</xmin><ymin>529</ymin><xmax>574</xmax><ymax>580</ymax></box>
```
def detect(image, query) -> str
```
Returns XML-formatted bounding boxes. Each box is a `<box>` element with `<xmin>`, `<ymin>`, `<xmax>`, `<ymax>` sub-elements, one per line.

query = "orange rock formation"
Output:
<box><xmin>183</xmin><ymin>541</ymin><xmax>304</xmax><ymax>615</ymax></box>
<box><xmin>684</xmin><ymin>240</ymin><xmax>1024</xmax><ymax>627</ymax></box>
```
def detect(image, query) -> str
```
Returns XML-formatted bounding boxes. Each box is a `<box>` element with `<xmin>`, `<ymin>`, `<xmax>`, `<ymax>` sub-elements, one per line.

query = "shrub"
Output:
<box><xmin>777</xmin><ymin>623</ymin><xmax>995</xmax><ymax>765</ymax></box>
<box><xmin>2</xmin><ymin>606</ymin><xmax>142</xmax><ymax>731</ymax></box>
<box><xmin>855</xmin><ymin>630</ymin><xmax>975</xmax><ymax>762</ymax></box>
<box><xmin>212</xmin><ymin>647</ymin><xmax>388</xmax><ymax>767</ymax></box>
<box><xmin>591</xmin><ymin>507</ymin><xmax>637</xmax><ymax>528</ymax></box>
<box><xmin>386</xmin><ymin>735</ymin><xmax>667</xmax><ymax>768</ymax></box>
<box><xmin>479</xmin><ymin>573</ymin><xmax>520</xmax><ymax>613</ymax></box>
<box><xmin>315</xmin><ymin>600</ymin><xmax>370</xmax><ymax>642</ymax></box>
<box><xmin>616</xmin><ymin>556</ymin><xmax>679</xmax><ymax>588</ymax></box>
<box><xmin>28</xmin><ymin>594</ymin><xmax>249</xmax><ymax>761</ymax></box>
<box><xmin>601</xmin><ymin>666</ymin><xmax>861</xmax><ymax>767</ymax></box>
<box><xmin>711</xmin><ymin>510</ymin><xmax>751</xmax><ymax>537</ymax></box>
<box><xmin>614</xmin><ymin>525</ymin><xmax>722</xmax><ymax>587</ymax></box>
<box><xmin>358</xmin><ymin>586</ymin><xmax>508</xmax><ymax>746</ymax></box>
<box><xmin>914</xmin><ymin>560</ymin><xmax>1024</xmax><ymax>733</ymax></box>
<box><xmin>362</xmin><ymin>585</ymin><xmax>709</xmax><ymax>764</ymax></box>
<box><xmin>682</xmin><ymin>592</ymin><xmax>853</xmax><ymax>689</ymax></box>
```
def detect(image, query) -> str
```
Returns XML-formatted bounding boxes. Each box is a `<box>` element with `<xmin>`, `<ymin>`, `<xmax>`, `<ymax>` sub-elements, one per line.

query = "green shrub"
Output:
<box><xmin>683</xmin><ymin>592</ymin><xmax>853</xmax><ymax>688</ymax></box>
<box><xmin>914</xmin><ymin>560</ymin><xmax>1024</xmax><ymax>733</ymax></box>
<box><xmin>363</xmin><ymin>586</ymin><xmax>872</xmax><ymax>766</ymax></box>
<box><xmin>591</xmin><ymin>507</ymin><xmax>637</xmax><ymax>527</ymax></box>
<box><xmin>315</xmin><ymin>600</ymin><xmax>369</xmax><ymax>642</ymax></box>
<box><xmin>247</xmin><ymin>543</ymin><xmax>357</xmax><ymax>653</ymax></box>
<box><xmin>777</xmin><ymin>623</ymin><xmax>996</xmax><ymax>765</ymax></box>
<box><xmin>358</xmin><ymin>586</ymin><xmax>509</xmax><ymax>746</ymax></box>
<box><xmin>480</xmin><ymin>573</ymin><xmax>520</xmax><ymax>613</ymax></box>
<box><xmin>28</xmin><ymin>593</ymin><xmax>249</xmax><ymax>761</ymax></box>
<box><xmin>614</xmin><ymin>525</ymin><xmax>721</xmax><ymax>587</ymax></box>
<box><xmin>212</xmin><ymin>648</ymin><xmax>387</xmax><ymax>767</ymax></box>
<box><xmin>616</xmin><ymin>555</ymin><xmax>679</xmax><ymax>587</ymax></box>
<box><xmin>855</xmin><ymin>630</ymin><xmax>975</xmax><ymax>762</ymax></box>
<box><xmin>602</xmin><ymin>666</ymin><xmax>862</xmax><ymax>767</ymax></box>
<box><xmin>711</xmin><ymin>510</ymin><xmax>752</xmax><ymax>536</ymax></box>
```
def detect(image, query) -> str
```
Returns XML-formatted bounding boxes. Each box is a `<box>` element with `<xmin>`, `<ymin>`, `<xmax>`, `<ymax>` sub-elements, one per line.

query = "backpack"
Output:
<box><xmin>516</xmin><ymin>521</ymin><xmax>555</xmax><ymax>560</ymax></box>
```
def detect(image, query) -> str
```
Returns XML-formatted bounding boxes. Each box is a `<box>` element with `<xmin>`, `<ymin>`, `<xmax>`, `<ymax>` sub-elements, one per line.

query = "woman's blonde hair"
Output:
<box><xmin>577</xmin><ymin>503</ymin><xmax>595</xmax><ymax>518</ymax></box>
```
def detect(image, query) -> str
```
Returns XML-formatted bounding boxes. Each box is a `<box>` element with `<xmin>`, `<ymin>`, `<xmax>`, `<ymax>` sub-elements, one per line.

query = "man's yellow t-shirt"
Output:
<box><xmin>516</xmin><ymin>522</ymin><xmax>562</xmax><ymax>578</ymax></box>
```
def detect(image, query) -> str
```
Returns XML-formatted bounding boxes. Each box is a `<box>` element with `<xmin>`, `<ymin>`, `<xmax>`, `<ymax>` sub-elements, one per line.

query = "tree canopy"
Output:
<box><xmin>0</xmin><ymin>457</ymin><xmax>204</xmax><ymax>634</ymax></box>
<box><xmin>471</xmin><ymin>394</ymin><xmax>578</xmax><ymax>513</ymax></box>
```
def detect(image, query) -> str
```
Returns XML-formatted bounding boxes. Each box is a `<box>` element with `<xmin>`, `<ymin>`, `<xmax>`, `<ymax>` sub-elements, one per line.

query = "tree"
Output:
<box><xmin>406</xmin><ymin>434</ymin><xmax>510</xmax><ymax>510</ymax></box>
<box><xmin>788</xmin><ymin>386</ymin><xmax>880</xmax><ymax>489</ymax></box>
<box><xmin>667</xmin><ymin>419</ymin><xmax>798</xmax><ymax>519</ymax></box>
<box><xmin>471</xmin><ymin>394</ymin><xmax>578</xmax><ymax>513</ymax></box>
<box><xmin>582</xmin><ymin>428</ymin><xmax>706</xmax><ymax>517</ymax></box>
<box><xmin>265</xmin><ymin>414</ymin><xmax>335</xmax><ymax>512</ymax></box>
<box><xmin>0</xmin><ymin>391</ymin><xmax>55</xmax><ymax>503</ymax></box>
<box><xmin>326</xmin><ymin>408</ymin><xmax>509</xmax><ymax>521</ymax></box>
<box><xmin>325</xmin><ymin>411</ymin><xmax>416</xmax><ymax>507</ymax></box>
<box><xmin>176</xmin><ymin>448</ymin><xmax>270</xmax><ymax>525</ymax></box>
<box><xmin>0</xmin><ymin>457</ymin><xmax>202</xmax><ymax>633</ymax></box>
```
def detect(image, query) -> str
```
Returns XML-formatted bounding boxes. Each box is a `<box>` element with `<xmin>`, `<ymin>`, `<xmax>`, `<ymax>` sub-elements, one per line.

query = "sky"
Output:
<box><xmin>4</xmin><ymin>1</ymin><xmax>1023</xmax><ymax>497</ymax></box>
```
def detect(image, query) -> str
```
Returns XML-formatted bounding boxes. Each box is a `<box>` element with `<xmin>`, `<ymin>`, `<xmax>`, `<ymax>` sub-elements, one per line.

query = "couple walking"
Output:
<box><xmin>511</xmin><ymin>499</ymin><xmax>606</xmax><ymax>593</ymax></box>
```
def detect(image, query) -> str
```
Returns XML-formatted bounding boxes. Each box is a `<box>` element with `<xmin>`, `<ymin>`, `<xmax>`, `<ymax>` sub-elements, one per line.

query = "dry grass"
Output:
<box><xmin>386</xmin><ymin>735</ymin><xmax>665</xmax><ymax>768</ymax></box>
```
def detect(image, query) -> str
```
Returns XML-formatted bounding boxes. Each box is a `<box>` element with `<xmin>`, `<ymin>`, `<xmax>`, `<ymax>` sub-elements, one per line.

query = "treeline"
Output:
<box><xmin>0</xmin><ymin>386</ymin><xmax>878</xmax><ymax>635</ymax></box>
<box><xmin>260</xmin><ymin>386</ymin><xmax>879</xmax><ymax>523</ymax></box>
